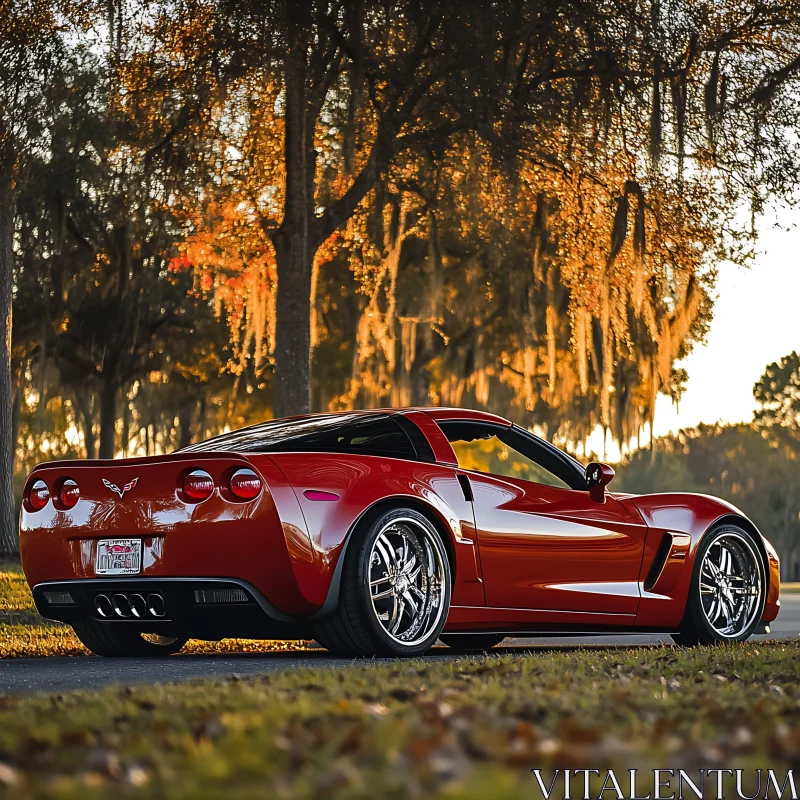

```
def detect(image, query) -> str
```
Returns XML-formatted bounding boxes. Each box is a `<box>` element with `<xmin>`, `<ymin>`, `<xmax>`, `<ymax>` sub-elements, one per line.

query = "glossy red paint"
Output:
<box><xmin>20</xmin><ymin>407</ymin><xmax>780</xmax><ymax>637</ymax></box>
<box><xmin>585</xmin><ymin>462</ymin><xmax>616</xmax><ymax>503</ymax></box>
<box><xmin>420</xmin><ymin>407</ymin><xmax>512</xmax><ymax>426</ymax></box>
<box><xmin>21</xmin><ymin>452</ymin><xmax>320</xmax><ymax>617</ymax></box>
<box><xmin>262</xmin><ymin>452</ymin><xmax>485</xmax><ymax>609</ymax></box>
<box><xmin>463</xmin><ymin>471</ymin><xmax>646</xmax><ymax>616</ymax></box>
<box><xmin>399</xmin><ymin>410</ymin><xmax>459</xmax><ymax>465</ymax></box>
<box><xmin>630</xmin><ymin>492</ymin><xmax>781</xmax><ymax>627</ymax></box>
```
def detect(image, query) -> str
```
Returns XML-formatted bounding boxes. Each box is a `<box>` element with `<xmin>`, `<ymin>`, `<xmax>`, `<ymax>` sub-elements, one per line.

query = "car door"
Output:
<box><xmin>437</xmin><ymin>421</ymin><xmax>648</xmax><ymax>615</ymax></box>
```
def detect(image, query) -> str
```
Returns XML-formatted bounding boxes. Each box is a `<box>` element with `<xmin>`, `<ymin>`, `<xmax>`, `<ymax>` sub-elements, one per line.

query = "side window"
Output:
<box><xmin>186</xmin><ymin>413</ymin><xmax>418</xmax><ymax>460</ymax></box>
<box><xmin>438</xmin><ymin>421</ymin><xmax>571</xmax><ymax>490</ymax></box>
<box><xmin>264</xmin><ymin>416</ymin><xmax>417</xmax><ymax>460</ymax></box>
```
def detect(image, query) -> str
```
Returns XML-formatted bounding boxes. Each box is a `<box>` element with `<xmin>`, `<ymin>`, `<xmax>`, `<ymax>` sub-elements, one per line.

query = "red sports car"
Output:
<box><xmin>20</xmin><ymin>408</ymin><xmax>780</xmax><ymax>657</ymax></box>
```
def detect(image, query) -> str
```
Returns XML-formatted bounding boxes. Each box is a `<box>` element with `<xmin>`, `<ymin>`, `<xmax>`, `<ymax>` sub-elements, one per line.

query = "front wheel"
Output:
<box><xmin>72</xmin><ymin>620</ymin><xmax>188</xmax><ymax>656</ymax></box>
<box><xmin>672</xmin><ymin>525</ymin><xmax>766</xmax><ymax>646</ymax></box>
<box><xmin>313</xmin><ymin>507</ymin><xmax>452</xmax><ymax>657</ymax></box>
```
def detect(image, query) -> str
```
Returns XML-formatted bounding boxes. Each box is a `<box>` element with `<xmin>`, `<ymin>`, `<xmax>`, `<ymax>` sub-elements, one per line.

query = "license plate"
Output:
<box><xmin>95</xmin><ymin>539</ymin><xmax>142</xmax><ymax>575</ymax></box>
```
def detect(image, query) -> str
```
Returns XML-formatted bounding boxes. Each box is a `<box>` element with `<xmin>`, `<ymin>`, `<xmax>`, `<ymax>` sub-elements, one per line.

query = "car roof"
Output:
<box><xmin>257</xmin><ymin>407</ymin><xmax>513</xmax><ymax>426</ymax></box>
<box><xmin>411</xmin><ymin>407</ymin><xmax>511</xmax><ymax>426</ymax></box>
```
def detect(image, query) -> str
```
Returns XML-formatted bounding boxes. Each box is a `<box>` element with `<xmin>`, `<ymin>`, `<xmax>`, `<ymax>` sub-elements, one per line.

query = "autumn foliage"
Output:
<box><xmin>2</xmin><ymin>1</ymin><xmax>800</xmax><ymax>556</ymax></box>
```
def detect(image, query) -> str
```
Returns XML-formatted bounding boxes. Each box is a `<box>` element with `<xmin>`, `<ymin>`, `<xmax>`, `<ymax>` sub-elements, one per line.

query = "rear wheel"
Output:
<box><xmin>439</xmin><ymin>633</ymin><xmax>506</xmax><ymax>652</ymax></box>
<box><xmin>72</xmin><ymin>620</ymin><xmax>188</xmax><ymax>656</ymax></box>
<box><xmin>313</xmin><ymin>507</ymin><xmax>451</xmax><ymax>657</ymax></box>
<box><xmin>672</xmin><ymin>525</ymin><xmax>765</xmax><ymax>646</ymax></box>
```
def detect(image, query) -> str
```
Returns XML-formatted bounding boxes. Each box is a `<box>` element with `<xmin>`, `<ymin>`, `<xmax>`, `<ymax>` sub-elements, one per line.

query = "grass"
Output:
<box><xmin>0</xmin><ymin>642</ymin><xmax>798</xmax><ymax>797</ymax></box>
<box><xmin>0</xmin><ymin>562</ymin><xmax>309</xmax><ymax>658</ymax></box>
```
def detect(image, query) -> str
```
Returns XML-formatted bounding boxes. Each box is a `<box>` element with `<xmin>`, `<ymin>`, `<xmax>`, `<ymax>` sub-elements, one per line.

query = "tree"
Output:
<box><xmin>617</xmin><ymin>424</ymin><xmax>800</xmax><ymax>580</ymax></box>
<box><xmin>143</xmin><ymin>0</ymin><xmax>486</xmax><ymax>416</ymax></box>
<box><xmin>6</xmin><ymin>0</ymin><xmax>800</xmax><ymax>540</ymax></box>
<box><xmin>755</xmin><ymin>351</ymin><xmax>800</xmax><ymax>436</ymax></box>
<box><xmin>0</xmin><ymin>0</ymin><xmax>94</xmax><ymax>554</ymax></box>
<box><xmin>159</xmin><ymin>0</ymin><xmax>800</xmax><ymax>440</ymax></box>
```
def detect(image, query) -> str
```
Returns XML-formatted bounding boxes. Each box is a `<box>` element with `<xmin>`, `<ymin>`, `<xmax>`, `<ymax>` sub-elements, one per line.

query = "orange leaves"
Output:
<box><xmin>177</xmin><ymin>199</ymin><xmax>277</xmax><ymax>373</ymax></box>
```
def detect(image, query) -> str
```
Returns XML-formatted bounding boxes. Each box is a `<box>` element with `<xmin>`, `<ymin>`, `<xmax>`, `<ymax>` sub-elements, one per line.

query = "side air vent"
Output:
<box><xmin>644</xmin><ymin>533</ymin><xmax>673</xmax><ymax>592</ymax></box>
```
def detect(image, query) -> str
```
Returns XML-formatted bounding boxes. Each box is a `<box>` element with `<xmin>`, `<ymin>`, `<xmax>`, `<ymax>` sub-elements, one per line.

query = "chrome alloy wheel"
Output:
<box><xmin>699</xmin><ymin>531</ymin><xmax>763</xmax><ymax>638</ymax></box>
<box><xmin>367</xmin><ymin>517</ymin><xmax>447</xmax><ymax>646</ymax></box>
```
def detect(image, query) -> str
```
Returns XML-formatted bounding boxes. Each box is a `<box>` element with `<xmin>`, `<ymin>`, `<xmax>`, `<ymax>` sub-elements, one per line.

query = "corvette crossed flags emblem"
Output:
<box><xmin>102</xmin><ymin>477</ymin><xmax>139</xmax><ymax>498</ymax></box>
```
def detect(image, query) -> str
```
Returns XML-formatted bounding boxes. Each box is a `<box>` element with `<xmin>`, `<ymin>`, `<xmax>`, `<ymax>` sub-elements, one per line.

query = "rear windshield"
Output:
<box><xmin>182</xmin><ymin>413</ymin><xmax>418</xmax><ymax>460</ymax></box>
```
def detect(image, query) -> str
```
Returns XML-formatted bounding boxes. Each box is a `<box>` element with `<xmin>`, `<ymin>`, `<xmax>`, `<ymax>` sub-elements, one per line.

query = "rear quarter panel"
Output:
<box><xmin>261</xmin><ymin>453</ymin><xmax>485</xmax><ymax>608</ymax></box>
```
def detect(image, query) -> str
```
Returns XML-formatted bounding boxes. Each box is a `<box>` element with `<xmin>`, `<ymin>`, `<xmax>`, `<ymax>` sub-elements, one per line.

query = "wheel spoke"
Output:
<box><xmin>700</xmin><ymin>582</ymin><xmax>717</xmax><ymax>595</ymax></box>
<box><xmin>387</xmin><ymin>592</ymin><xmax>399</xmax><ymax>627</ymax></box>
<box><xmin>403</xmin><ymin>590</ymin><xmax>419</xmax><ymax>616</ymax></box>
<box><xmin>719</xmin><ymin>593</ymin><xmax>732</xmax><ymax>622</ymax></box>
<box><xmin>706</xmin><ymin>560</ymin><xmax>723</xmax><ymax>581</ymax></box>
<box><xmin>705</xmin><ymin>595</ymin><xmax>720</xmax><ymax>623</ymax></box>
<box><xmin>400</xmin><ymin>535</ymin><xmax>409</xmax><ymax>570</ymax></box>
<box><xmin>371</xmin><ymin>587</ymin><xmax>395</xmax><ymax>601</ymax></box>
<box><xmin>401</xmin><ymin>554</ymin><xmax>417</xmax><ymax>576</ymax></box>
<box><xmin>390</xmin><ymin>599</ymin><xmax>405</xmax><ymax>634</ymax></box>
<box><xmin>375</xmin><ymin>535</ymin><xmax>397</xmax><ymax>575</ymax></box>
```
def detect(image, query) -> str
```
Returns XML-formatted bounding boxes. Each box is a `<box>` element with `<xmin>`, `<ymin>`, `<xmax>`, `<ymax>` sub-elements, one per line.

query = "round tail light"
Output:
<box><xmin>29</xmin><ymin>479</ymin><xmax>50</xmax><ymax>511</ymax></box>
<box><xmin>59</xmin><ymin>479</ymin><xmax>80</xmax><ymax>509</ymax></box>
<box><xmin>229</xmin><ymin>468</ymin><xmax>262</xmax><ymax>500</ymax></box>
<box><xmin>183</xmin><ymin>470</ymin><xmax>215</xmax><ymax>502</ymax></box>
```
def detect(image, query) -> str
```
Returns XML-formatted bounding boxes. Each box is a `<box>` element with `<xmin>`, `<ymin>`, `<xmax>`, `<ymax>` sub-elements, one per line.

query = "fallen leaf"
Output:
<box><xmin>0</xmin><ymin>763</ymin><xmax>19</xmax><ymax>786</ymax></box>
<box><xmin>362</xmin><ymin>701</ymin><xmax>390</xmax><ymax>716</ymax></box>
<box><xmin>86</xmin><ymin>749</ymin><xmax>121</xmax><ymax>779</ymax></box>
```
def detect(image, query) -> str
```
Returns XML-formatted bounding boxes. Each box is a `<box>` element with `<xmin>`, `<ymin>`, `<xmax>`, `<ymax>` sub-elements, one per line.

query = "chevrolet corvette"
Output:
<box><xmin>20</xmin><ymin>408</ymin><xmax>780</xmax><ymax>657</ymax></box>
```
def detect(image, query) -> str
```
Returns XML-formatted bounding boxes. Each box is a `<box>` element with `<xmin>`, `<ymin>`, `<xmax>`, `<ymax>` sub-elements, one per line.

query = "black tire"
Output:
<box><xmin>672</xmin><ymin>524</ymin><xmax>766</xmax><ymax>646</ymax></box>
<box><xmin>439</xmin><ymin>633</ymin><xmax>506</xmax><ymax>652</ymax></box>
<box><xmin>72</xmin><ymin>620</ymin><xmax>188</xmax><ymax>657</ymax></box>
<box><xmin>313</xmin><ymin>507</ymin><xmax>452</xmax><ymax>658</ymax></box>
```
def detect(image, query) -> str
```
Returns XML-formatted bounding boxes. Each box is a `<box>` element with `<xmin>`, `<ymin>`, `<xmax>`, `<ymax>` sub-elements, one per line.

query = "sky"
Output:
<box><xmin>653</xmin><ymin>214</ymin><xmax>800</xmax><ymax>437</ymax></box>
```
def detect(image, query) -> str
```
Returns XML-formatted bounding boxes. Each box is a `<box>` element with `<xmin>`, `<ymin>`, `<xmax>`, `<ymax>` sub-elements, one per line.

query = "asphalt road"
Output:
<box><xmin>3</xmin><ymin>595</ymin><xmax>799</xmax><ymax>697</ymax></box>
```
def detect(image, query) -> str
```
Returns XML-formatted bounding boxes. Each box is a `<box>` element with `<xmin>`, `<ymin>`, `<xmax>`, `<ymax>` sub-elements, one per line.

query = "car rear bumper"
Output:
<box><xmin>31</xmin><ymin>578</ymin><xmax>313</xmax><ymax>641</ymax></box>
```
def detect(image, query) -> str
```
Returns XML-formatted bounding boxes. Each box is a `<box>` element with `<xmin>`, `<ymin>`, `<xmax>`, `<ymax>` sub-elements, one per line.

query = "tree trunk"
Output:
<box><xmin>121</xmin><ymin>392</ymin><xmax>130</xmax><ymax>456</ymax></box>
<box><xmin>74</xmin><ymin>389</ymin><xmax>96</xmax><ymax>459</ymax></box>
<box><xmin>271</xmin><ymin>22</ymin><xmax>317</xmax><ymax>418</ymax></box>
<box><xmin>0</xmin><ymin>161</ymin><xmax>17</xmax><ymax>555</ymax></box>
<box><xmin>273</xmin><ymin>235</ymin><xmax>313</xmax><ymax>417</ymax></box>
<box><xmin>178</xmin><ymin>402</ymin><xmax>193</xmax><ymax>449</ymax></box>
<box><xmin>10</xmin><ymin>359</ymin><xmax>23</xmax><ymax>473</ymax></box>
<box><xmin>99</xmin><ymin>374</ymin><xmax>116</xmax><ymax>459</ymax></box>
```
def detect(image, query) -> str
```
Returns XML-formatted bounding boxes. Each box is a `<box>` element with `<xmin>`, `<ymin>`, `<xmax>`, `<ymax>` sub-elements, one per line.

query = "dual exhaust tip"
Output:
<box><xmin>95</xmin><ymin>592</ymin><xmax>165</xmax><ymax>619</ymax></box>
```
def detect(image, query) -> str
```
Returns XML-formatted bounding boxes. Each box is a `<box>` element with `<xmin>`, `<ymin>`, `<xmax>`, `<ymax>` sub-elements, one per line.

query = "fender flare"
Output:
<box><xmin>309</xmin><ymin>495</ymin><xmax>459</xmax><ymax>620</ymax></box>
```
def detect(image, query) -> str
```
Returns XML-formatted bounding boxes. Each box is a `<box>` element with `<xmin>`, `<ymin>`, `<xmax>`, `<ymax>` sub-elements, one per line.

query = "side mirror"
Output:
<box><xmin>585</xmin><ymin>462</ymin><xmax>615</xmax><ymax>503</ymax></box>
